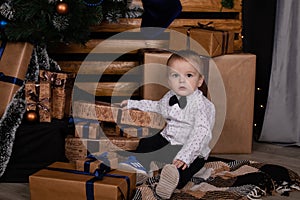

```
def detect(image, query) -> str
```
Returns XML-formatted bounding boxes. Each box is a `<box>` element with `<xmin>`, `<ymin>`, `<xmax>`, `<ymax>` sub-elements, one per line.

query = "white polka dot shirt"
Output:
<box><xmin>127</xmin><ymin>89</ymin><xmax>215</xmax><ymax>166</ymax></box>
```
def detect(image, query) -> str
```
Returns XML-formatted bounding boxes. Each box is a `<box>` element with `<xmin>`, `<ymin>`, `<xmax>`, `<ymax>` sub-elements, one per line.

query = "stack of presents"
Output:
<box><xmin>0</xmin><ymin>2</ymin><xmax>256</xmax><ymax>200</ymax></box>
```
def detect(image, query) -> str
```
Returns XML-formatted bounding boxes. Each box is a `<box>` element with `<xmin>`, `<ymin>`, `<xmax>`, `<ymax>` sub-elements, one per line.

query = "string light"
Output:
<box><xmin>83</xmin><ymin>0</ymin><xmax>104</xmax><ymax>7</ymax></box>
<box><xmin>0</xmin><ymin>20</ymin><xmax>7</xmax><ymax>29</ymax></box>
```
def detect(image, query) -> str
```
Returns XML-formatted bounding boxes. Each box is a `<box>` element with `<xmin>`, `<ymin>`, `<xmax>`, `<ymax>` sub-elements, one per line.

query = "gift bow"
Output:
<box><xmin>85</xmin><ymin>153</ymin><xmax>112</xmax><ymax>176</ymax></box>
<box><xmin>184</xmin><ymin>22</ymin><xmax>215</xmax><ymax>32</ymax></box>
<box><xmin>40</xmin><ymin>71</ymin><xmax>65</xmax><ymax>88</ymax></box>
<box><xmin>27</xmin><ymin>87</ymin><xmax>50</xmax><ymax>113</ymax></box>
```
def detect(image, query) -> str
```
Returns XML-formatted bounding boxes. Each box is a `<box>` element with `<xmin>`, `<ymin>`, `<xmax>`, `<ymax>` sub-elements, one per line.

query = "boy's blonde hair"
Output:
<box><xmin>167</xmin><ymin>50</ymin><xmax>205</xmax><ymax>77</ymax></box>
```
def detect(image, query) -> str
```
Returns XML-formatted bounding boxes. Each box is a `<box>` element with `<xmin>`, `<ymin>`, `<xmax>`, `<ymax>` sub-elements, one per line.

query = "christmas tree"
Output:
<box><xmin>0</xmin><ymin>0</ymin><xmax>142</xmax><ymax>45</ymax></box>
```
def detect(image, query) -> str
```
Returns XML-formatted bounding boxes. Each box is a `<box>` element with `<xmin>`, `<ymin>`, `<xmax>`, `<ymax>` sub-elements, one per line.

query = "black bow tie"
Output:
<box><xmin>169</xmin><ymin>95</ymin><xmax>187</xmax><ymax>109</ymax></box>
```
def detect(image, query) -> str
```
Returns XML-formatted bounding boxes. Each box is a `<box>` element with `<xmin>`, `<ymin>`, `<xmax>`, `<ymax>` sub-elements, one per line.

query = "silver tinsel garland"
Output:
<box><xmin>0</xmin><ymin>45</ymin><xmax>60</xmax><ymax>177</ymax></box>
<box><xmin>0</xmin><ymin>85</ymin><xmax>26</xmax><ymax>177</ymax></box>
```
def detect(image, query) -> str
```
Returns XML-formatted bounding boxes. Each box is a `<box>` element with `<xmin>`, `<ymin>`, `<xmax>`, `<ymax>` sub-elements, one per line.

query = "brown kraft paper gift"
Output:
<box><xmin>39</xmin><ymin>69</ymin><xmax>76</xmax><ymax>119</ymax></box>
<box><xmin>75</xmin><ymin>121</ymin><xmax>101</xmax><ymax>139</ymax></box>
<box><xmin>73</xmin><ymin>100</ymin><xmax>119</xmax><ymax>123</ymax></box>
<box><xmin>25</xmin><ymin>81</ymin><xmax>51</xmax><ymax>122</ymax></box>
<box><xmin>0</xmin><ymin>42</ymin><xmax>33</xmax><ymax>117</ymax></box>
<box><xmin>75</xmin><ymin>156</ymin><xmax>118</xmax><ymax>173</ymax></box>
<box><xmin>169</xmin><ymin>26</ymin><xmax>234</xmax><ymax>57</ymax></box>
<box><xmin>210</xmin><ymin>54</ymin><xmax>256</xmax><ymax>153</ymax></box>
<box><xmin>82</xmin><ymin>137</ymin><xmax>140</xmax><ymax>152</ymax></box>
<box><xmin>29</xmin><ymin>162</ymin><xmax>136</xmax><ymax>200</ymax></box>
<box><xmin>73</xmin><ymin>100</ymin><xmax>166</xmax><ymax>129</ymax></box>
<box><xmin>65</xmin><ymin>136</ymin><xmax>139</xmax><ymax>158</ymax></box>
<box><xmin>65</xmin><ymin>136</ymin><xmax>88</xmax><ymax>162</ymax></box>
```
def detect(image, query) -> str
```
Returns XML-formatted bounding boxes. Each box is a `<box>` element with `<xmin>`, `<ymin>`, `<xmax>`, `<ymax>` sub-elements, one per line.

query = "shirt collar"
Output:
<box><xmin>170</xmin><ymin>89</ymin><xmax>202</xmax><ymax>101</ymax></box>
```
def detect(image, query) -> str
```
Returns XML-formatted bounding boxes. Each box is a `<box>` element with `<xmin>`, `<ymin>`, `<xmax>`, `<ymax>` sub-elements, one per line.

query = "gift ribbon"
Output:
<box><xmin>0</xmin><ymin>41</ymin><xmax>25</xmax><ymax>86</ymax></box>
<box><xmin>27</xmin><ymin>84</ymin><xmax>50</xmax><ymax>113</ymax></box>
<box><xmin>185</xmin><ymin>22</ymin><xmax>230</xmax><ymax>55</ymax></box>
<box><xmin>84</xmin><ymin>153</ymin><xmax>111</xmax><ymax>173</ymax></box>
<box><xmin>46</xmin><ymin>166</ymin><xmax>131</xmax><ymax>200</ymax></box>
<box><xmin>83</xmin><ymin>123</ymin><xmax>90</xmax><ymax>138</ymax></box>
<box><xmin>0</xmin><ymin>72</ymin><xmax>24</xmax><ymax>86</ymax></box>
<box><xmin>116</xmin><ymin>107</ymin><xmax>123</xmax><ymax>125</ymax></box>
<box><xmin>40</xmin><ymin>70</ymin><xmax>65</xmax><ymax>88</ymax></box>
<box><xmin>0</xmin><ymin>40</ymin><xmax>7</xmax><ymax>59</ymax></box>
<box><xmin>73</xmin><ymin>118</ymin><xmax>100</xmax><ymax>139</ymax></box>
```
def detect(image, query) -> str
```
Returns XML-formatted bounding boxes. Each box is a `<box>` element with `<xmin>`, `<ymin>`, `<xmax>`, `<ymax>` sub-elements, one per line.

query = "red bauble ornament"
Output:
<box><xmin>24</xmin><ymin>110</ymin><xmax>39</xmax><ymax>123</ymax></box>
<box><xmin>56</xmin><ymin>1</ymin><xmax>69</xmax><ymax>15</ymax></box>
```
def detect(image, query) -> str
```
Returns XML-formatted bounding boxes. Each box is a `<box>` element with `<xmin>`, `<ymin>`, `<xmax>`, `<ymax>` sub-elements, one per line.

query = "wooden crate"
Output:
<box><xmin>111</xmin><ymin>0</ymin><xmax>243</xmax><ymax>51</ymax></box>
<box><xmin>48</xmin><ymin>41</ymin><xmax>145</xmax><ymax>100</ymax></box>
<box><xmin>48</xmin><ymin>38</ymin><xmax>168</xmax><ymax>54</ymax></box>
<box><xmin>130</xmin><ymin>0</ymin><xmax>241</xmax><ymax>12</ymax></box>
<box><xmin>56</xmin><ymin>61</ymin><xmax>140</xmax><ymax>75</ymax></box>
<box><xmin>48</xmin><ymin>0</ymin><xmax>243</xmax><ymax>101</ymax></box>
<box><xmin>49</xmin><ymin>0</ymin><xmax>243</xmax><ymax>54</ymax></box>
<box><xmin>139</xmin><ymin>0</ymin><xmax>242</xmax><ymax>51</ymax></box>
<box><xmin>75</xmin><ymin>82</ymin><xmax>140</xmax><ymax>97</ymax></box>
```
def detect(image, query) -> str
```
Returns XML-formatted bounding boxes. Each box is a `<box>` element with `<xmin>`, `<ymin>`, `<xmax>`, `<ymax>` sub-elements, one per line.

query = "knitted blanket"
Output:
<box><xmin>133</xmin><ymin>157</ymin><xmax>300</xmax><ymax>200</ymax></box>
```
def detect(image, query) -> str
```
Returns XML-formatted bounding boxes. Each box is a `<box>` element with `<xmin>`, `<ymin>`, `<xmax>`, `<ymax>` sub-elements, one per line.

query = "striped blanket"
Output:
<box><xmin>133</xmin><ymin>157</ymin><xmax>300</xmax><ymax>199</ymax></box>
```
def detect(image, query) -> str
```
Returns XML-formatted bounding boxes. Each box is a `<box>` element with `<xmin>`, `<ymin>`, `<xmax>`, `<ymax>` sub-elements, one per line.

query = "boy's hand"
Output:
<box><xmin>173</xmin><ymin>159</ymin><xmax>187</xmax><ymax>170</ymax></box>
<box><xmin>120</xmin><ymin>100</ymin><xmax>128</xmax><ymax>107</ymax></box>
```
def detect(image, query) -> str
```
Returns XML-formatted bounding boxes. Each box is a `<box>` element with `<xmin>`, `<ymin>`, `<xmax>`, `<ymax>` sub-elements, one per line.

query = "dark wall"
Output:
<box><xmin>242</xmin><ymin>0</ymin><xmax>277</xmax><ymax>139</ymax></box>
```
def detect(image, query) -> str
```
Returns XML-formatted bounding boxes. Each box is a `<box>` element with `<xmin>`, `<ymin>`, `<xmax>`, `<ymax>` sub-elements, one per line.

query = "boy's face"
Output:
<box><xmin>167</xmin><ymin>59</ymin><xmax>203</xmax><ymax>97</ymax></box>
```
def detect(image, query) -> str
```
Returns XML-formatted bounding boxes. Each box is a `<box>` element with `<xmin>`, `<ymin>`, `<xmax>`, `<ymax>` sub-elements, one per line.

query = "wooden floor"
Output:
<box><xmin>0</xmin><ymin>140</ymin><xmax>299</xmax><ymax>200</ymax></box>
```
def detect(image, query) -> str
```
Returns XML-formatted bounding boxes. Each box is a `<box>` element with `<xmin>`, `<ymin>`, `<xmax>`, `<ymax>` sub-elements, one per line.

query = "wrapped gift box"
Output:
<box><xmin>116</xmin><ymin>125</ymin><xmax>149</xmax><ymax>138</ymax></box>
<box><xmin>73</xmin><ymin>101</ymin><xmax>119</xmax><ymax>123</ymax></box>
<box><xmin>169</xmin><ymin>27</ymin><xmax>234</xmax><ymax>57</ymax></box>
<box><xmin>73</xmin><ymin>100</ymin><xmax>166</xmax><ymax>129</ymax></box>
<box><xmin>107</xmin><ymin>137</ymin><xmax>140</xmax><ymax>151</ymax></box>
<box><xmin>0</xmin><ymin>42</ymin><xmax>33</xmax><ymax>117</ymax></box>
<box><xmin>25</xmin><ymin>81</ymin><xmax>52</xmax><ymax>122</ymax></box>
<box><xmin>39</xmin><ymin>70</ymin><xmax>76</xmax><ymax>119</ymax></box>
<box><xmin>142</xmin><ymin>50</ymin><xmax>171</xmax><ymax>100</ymax></box>
<box><xmin>209</xmin><ymin>54</ymin><xmax>256</xmax><ymax>153</ymax></box>
<box><xmin>65</xmin><ymin>135</ymin><xmax>118</xmax><ymax>163</ymax></box>
<box><xmin>29</xmin><ymin>162</ymin><xmax>136</xmax><ymax>200</ymax></box>
<box><xmin>65</xmin><ymin>136</ymin><xmax>139</xmax><ymax>159</ymax></box>
<box><xmin>75</xmin><ymin>120</ymin><xmax>101</xmax><ymax>139</ymax></box>
<box><xmin>65</xmin><ymin>136</ymin><xmax>87</xmax><ymax>162</ymax></box>
<box><xmin>101</xmin><ymin>122</ymin><xmax>119</xmax><ymax>137</ymax></box>
<box><xmin>75</xmin><ymin>155</ymin><xmax>118</xmax><ymax>173</ymax></box>
<box><xmin>120</xmin><ymin>108</ymin><xmax>165</xmax><ymax>129</ymax></box>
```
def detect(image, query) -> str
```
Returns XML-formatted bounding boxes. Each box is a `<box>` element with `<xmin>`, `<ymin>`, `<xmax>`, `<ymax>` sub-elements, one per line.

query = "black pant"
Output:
<box><xmin>130</xmin><ymin>133</ymin><xmax>205</xmax><ymax>189</ymax></box>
